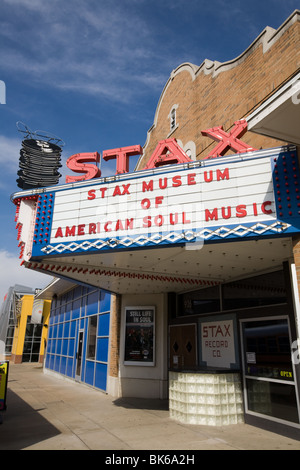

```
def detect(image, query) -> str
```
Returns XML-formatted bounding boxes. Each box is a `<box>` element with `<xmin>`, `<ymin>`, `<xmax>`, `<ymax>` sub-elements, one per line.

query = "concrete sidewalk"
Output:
<box><xmin>1</xmin><ymin>363</ymin><xmax>300</xmax><ymax>451</ymax></box>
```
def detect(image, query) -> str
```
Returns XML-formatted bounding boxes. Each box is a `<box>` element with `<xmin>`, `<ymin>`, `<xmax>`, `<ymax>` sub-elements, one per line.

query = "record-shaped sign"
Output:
<box><xmin>16</xmin><ymin>122</ymin><xmax>64</xmax><ymax>189</ymax></box>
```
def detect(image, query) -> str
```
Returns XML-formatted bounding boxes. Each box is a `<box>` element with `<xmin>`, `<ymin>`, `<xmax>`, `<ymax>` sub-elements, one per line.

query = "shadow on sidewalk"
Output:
<box><xmin>0</xmin><ymin>389</ymin><xmax>60</xmax><ymax>450</ymax></box>
<box><xmin>113</xmin><ymin>397</ymin><xmax>169</xmax><ymax>411</ymax></box>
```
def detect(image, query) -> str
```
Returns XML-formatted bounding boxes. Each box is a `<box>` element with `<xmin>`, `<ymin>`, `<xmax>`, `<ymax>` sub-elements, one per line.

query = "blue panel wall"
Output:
<box><xmin>45</xmin><ymin>285</ymin><xmax>111</xmax><ymax>392</ymax></box>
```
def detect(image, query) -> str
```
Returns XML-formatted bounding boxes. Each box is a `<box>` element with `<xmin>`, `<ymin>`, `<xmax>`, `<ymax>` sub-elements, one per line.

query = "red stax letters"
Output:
<box><xmin>66</xmin><ymin>152</ymin><xmax>101</xmax><ymax>183</ymax></box>
<box><xmin>64</xmin><ymin>123</ymin><xmax>256</xmax><ymax>182</ymax></box>
<box><xmin>142</xmin><ymin>139</ymin><xmax>193</xmax><ymax>170</ymax></box>
<box><xmin>201</xmin><ymin>119</ymin><xmax>257</xmax><ymax>159</ymax></box>
<box><xmin>103</xmin><ymin>145</ymin><xmax>143</xmax><ymax>174</ymax></box>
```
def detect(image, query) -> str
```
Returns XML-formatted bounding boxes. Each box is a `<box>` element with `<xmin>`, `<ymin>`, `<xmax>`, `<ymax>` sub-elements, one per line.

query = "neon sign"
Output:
<box><xmin>65</xmin><ymin>119</ymin><xmax>257</xmax><ymax>182</ymax></box>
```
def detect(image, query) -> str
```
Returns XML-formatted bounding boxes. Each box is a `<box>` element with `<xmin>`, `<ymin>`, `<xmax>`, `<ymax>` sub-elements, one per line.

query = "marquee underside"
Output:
<box><xmin>23</xmin><ymin>237</ymin><xmax>292</xmax><ymax>294</ymax></box>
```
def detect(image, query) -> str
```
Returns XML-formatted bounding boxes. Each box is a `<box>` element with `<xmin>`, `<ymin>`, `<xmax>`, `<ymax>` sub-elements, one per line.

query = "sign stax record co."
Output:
<box><xmin>12</xmin><ymin>120</ymin><xmax>300</xmax><ymax>262</ymax></box>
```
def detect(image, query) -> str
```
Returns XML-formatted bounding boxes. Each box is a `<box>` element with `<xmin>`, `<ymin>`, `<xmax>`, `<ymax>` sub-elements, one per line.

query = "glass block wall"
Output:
<box><xmin>45</xmin><ymin>285</ymin><xmax>111</xmax><ymax>392</ymax></box>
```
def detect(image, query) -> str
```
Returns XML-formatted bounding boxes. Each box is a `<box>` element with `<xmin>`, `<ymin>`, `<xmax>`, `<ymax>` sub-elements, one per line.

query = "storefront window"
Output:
<box><xmin>22</xmin><ymin>319</ymin><xmax>43</xmax><ymax>362</ymax></box>
<box><xmin>242</xmin><ymin>318</ymin><xmax>299</xmax><ymax>425</ymax></box>
<box><xmin>87</xmin><ymin>315</ymin><xmax>97</xmax><ymax>360</ymax></box>
<box><xmin>178</xmin><ymin>285</ymin><xmax>220</xmax><ymax>316</ymax></box>
<box><xmin>178</xmin><ymin>270</ymin><xmax>286</xmax><ymax>316</ymax></box>
<box><xmin>223</xmin><ymin>271</ymin><xmax>287</xmax><ymax>310</ymax></box>
<box><xmin>5</xmin><ymin>326</ymin><xmax>15</xmax><ymax>354</ymax></box>
<box><xmin>245</xmin><ymin>379</ymin><xmax>299</xmax><ymax>423</ymax></box>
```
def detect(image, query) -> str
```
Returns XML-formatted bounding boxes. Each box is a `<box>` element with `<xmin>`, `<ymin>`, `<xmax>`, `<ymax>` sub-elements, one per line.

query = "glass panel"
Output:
<box><xmin>223</xmin><ymin>270</ymin><xmax>286</xmax><ymax>310</ymax></box>
<box><xmin>68</xmin><ymin>339</ymin><xmax>75</xmax><ymax>356</ymax></box>
<box><xmin>23</xmin><ymin>341</ymin><xmax>32</xmax><ymax>354</ymax></box>
<box><xmin>98</xmin><ymin>313</ymin><xmax>110</xmax><ymax>336</ymax></box>
<box><xmin>31</xmin><ymin>341</ymin><xmax>40</xmax><ymax>354</ymax></box>
<box><xmin>70</xmin><ymin>320</ymin><xmax>76</xmax><ymax>337</ymax></box>
<box><xmin>60</xmin><ymin>356</ymin><xmax>67</xmax><ymax>375</ymax></box>
<box><xmin>96</xmin><ymin>337</ymin><xmax>109</xmax><ymax>363</ymax></box>
<box><xmin>86</xmin><ymin>315</ymin><xmax>97</xmax><ymax>360</ymax></box>
<box><xmin>86</xmin><ymin>291</ymin><xmax>99</xmax><ymax>316</ymax></box>
<box><xmin>66</xmin><ymin>357</ymin><xmax>74</xmax><ymax>377</ymax></box>
<box><xmin>58</xmin><ymin>305</ymin><xmax>65</xmax><ymax>322</ymax></box>
<box><xmin>33</xmin><ymin>324</ymin><xmax>42</xmax><ymax>338</ymax></box>
<box><xmin>85</xmin><ymin>360</ymin><xmax>95</xmax><ymax>386</ymax></box>
<box><xmin>246</xmin><ymin>379</ymin><xmax>299</xmax><ymax>423</ymax></box>
<box><xmin>72</xmin><ymin>299</ymin><xmax>81</xmax><ymax>319</ymax></box>
<box><xmin>95</xmin><ymin>362</ymin><xmax>107</xmax><ymax>391</ymax></box>
<box><xmin>63</xmin><ymin>321</ymin><xmax>70</xmax><ymax>338</ymax></box>
<box><xmin>30</xmin><ymin>354</ymin><xmax>39</xmax><ymax>363</ymax></box>
<box><xmin>56</xmin><ymin>339</ymin><xmax>62</xmax><ymax>355</ymax></box>
<box><xmin>100</xmin><ymin>291</ymin><xmax>111</xmax><ymax>313</ymax></box>
<box><xmin>58</xmin><ymin>323</ymin><xmax>63</xmax><ymax>337</ymax></box>
<box><xmin>25</xmin><ymin>323</ymin><xmax>34</xmax><ymax>337</ymax></box>
<box><xmin>242</xmin><ymin>318</ymin><xmax>299</xmax><ymax>425</ymax></box>
<box><xmin>65</xmin><ymin>304</ymin><xmax>71</xmax><ymax>321</ymax></box>
<box><xmin>73</xmin><ymin>286</ymin><xmax>82</xmax><ymax>299</ymax></box>
<box><xmin>178</xmin><ymin>285</ymin><xmax>220</xmax><ymax>316</ymax></box>
<box><xmin>6</xmin><ymin>326</ymin><xmax>15</xmax><ymax>337</ymax></box>
<box><xmin>243</xmin><ymin>319</ymin><xmax>293</xmax><ymax>380</ymax></box>
<box><xmin>62</xmin><ymin>339</ymin><xmax>68</xmax><ymax>356</ymax></box>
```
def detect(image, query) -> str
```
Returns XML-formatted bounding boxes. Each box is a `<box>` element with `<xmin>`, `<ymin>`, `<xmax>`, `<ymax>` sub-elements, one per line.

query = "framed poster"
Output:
<box><xmin>124</xmin><ymin>306</ymin><xmax>155</xmax><ymax>366</ymax></box>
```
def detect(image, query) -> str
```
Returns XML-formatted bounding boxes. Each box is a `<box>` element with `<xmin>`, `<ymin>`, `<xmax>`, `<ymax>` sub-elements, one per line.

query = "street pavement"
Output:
<box><xmin>1</xmin><ymin>363</ymin><xmax>300</xmax><ymax>451</ymax></box>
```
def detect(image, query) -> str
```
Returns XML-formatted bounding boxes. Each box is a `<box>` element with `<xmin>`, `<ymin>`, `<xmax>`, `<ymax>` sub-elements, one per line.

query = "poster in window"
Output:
<box><xmin>124</xmin><ymin>307</ymin><xmax>155</xmax><ymax>366</ymax></box>
<box><xmin>31</xmin><ymin>299</ymin><xmax>44</xmax><ymax>324</ymax></box>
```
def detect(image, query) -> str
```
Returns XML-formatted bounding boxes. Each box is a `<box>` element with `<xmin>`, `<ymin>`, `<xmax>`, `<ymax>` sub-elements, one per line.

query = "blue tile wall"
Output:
<box><xmin>45</xmin><ymin>286</ymin><xmax>111</xmax><ymax>392</ymax></box>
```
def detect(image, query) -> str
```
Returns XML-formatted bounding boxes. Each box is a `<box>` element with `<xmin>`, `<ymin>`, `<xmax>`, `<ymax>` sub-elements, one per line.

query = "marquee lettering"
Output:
<box><xmin>205</xmin><ymin>201</ymin><xmax>273</xmax><ymax>222</ymax></box>
<box><xmin>142</xmin><ymin>138</ymin><xmax>193</xmax><ymax>170</ymax></box>
<box><xmin>201</xmin><ymin>119</ymin><xmax>257</xmax><ymax>159</ymax></box>
<box><xmin>65</xmin><ymin>152</ymin><xmax>101</xmax><ymax>183</ymax></box>
<box><xmin>102</xmin><ymin>145</ymin><xmax>143</xmax><ymax>174</ymax></box>
<box><xmin>65</xmin><ymin>121</ymin><xmax>254</xmax><ymax>182</ymax></box>
<box><xmin>84</xmin><ymin>169</ymin><xmax>231</xmax><ymax>201</ymax></box>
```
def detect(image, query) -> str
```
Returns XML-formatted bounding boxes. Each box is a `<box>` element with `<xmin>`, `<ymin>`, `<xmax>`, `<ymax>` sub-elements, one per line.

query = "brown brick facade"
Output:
<box><xmin>137</xmin><ymin>12</ymin><xmax>300</xmax><ymax>169</ymax></box>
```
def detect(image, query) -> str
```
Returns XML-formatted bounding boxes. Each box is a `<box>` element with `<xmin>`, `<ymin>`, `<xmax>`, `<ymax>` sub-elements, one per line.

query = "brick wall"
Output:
<box><xmin>137</xmin><ymin>13</ymin><xmax>300</xmax><ymax>169</ymax></box>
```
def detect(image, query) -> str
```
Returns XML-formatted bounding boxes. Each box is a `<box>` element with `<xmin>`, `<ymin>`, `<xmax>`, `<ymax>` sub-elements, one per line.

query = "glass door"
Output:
<box><xmin>22</xmin><ymin>320</ymin><xmax>43</xmax><ymax>362</ymax></box>
<box><xmin>75</xmin><ymin>330</ymin><xmax>84</xmax><ymax>382</ymax></box>
<box><xmin>241</xmin><ymin>317</ymin><xmax>300</xmax><ymax>426</ymax></box>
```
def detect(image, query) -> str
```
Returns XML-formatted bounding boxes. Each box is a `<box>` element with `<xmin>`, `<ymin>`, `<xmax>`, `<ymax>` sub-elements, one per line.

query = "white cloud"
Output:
<box><xmin>0</xmin><ymin>135</ymin><xmax>21</xmax><ymax>190</ymax></box>
<box><xmin>0</xmin><ymin>135</ymin><xmax>20</xmax><ymax>174</ymax></box>
<box><xmin>0</xmin><ymin>250</ymin><xmax>52</xmax><ymax>304</ymax></box>
<box><xmin>0</xmin><ymin>0</ymin><xmax>170</xmax><ymax>104</ymax></box>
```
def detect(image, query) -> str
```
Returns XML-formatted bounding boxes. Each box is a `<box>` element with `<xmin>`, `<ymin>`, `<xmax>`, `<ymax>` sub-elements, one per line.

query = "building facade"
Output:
<box><xmin>10</xmin><ymin>293</ymin><xmax>50</xmax><ymax>364</ymax></box>
<box><xmin>11</xmin><ymin>11</ymin><xmax>300</xmax><ymax>436</ymax></box>
<box><xmin>0</xmin><ymin>286</ymin><xmax>51</xmax><ymax>364</ymax></box>
<box><xmin>38</xmin><ymin>279</ymin><xmax>112</xmax><ymax>392</ymax></box>
<box><xmin>0</xmin><ymin>284</ymin><xmax>40</xmax><ymax>361</ymax></box>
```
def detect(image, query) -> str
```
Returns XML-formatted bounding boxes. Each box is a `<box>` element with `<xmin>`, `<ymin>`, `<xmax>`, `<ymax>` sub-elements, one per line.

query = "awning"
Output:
<box><xmin>247</xmin><ymin>71</ymin><xmax>300</xmax><ymax>146</ymax></box>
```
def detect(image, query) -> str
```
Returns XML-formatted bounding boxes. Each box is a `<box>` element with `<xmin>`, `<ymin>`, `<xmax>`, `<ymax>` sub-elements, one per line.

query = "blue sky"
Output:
<box><xmin>0</xmin><ymin>0</ymin><xmax>299</xmax><ymax>301</ymax></box>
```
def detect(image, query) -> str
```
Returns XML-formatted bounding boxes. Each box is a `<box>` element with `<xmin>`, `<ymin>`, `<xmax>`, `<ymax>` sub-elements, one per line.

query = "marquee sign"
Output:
<box><xmin>13</xmin><ymin>144</ymin><xmax>300</xmax><ymax>261</ymax></box>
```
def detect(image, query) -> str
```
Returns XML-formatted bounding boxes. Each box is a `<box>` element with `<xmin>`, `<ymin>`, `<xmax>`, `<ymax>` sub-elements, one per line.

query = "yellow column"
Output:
<box><xmin>40</xmin><ymin>300</ymin><xmax>51</xmax><ymax>363</ymax></box>
<box><xmin>11</xmin><ymin>295</ymin><xmax>34</xmax><ymax>363</ymax></box>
